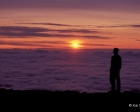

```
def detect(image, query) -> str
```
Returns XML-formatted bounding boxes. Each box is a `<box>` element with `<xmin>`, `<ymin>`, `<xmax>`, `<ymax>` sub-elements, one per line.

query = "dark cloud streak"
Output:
<box><xmin>28</xmin><ymin>23</ymin><xmax>74</xmax><ymax>27</ymax></box>
<box><xmin>0</xmin><ymin>26</ymin><xmax>110</xmax><ymax>39</ymax></box>
<box><xmin>96</xmin><ymin>24</ymin><xmax>140</xmax><ymax>29</ymax></box>
<box><xmin>130</xmin><ymin>25</ymin><xmax>140</xmax><ymax>28</ymax></box>
<box><xmin>0</xmin><ymin>40</ymin><xmax>65</xmax><ymax>47</ymax></box>
<box><xmin>20</xmin><ymin>22</ymin><xmax>94</xmax><ymax>28</ymax></box>
<box><xmin>82</xmin><ymin>43</ymin><xmax>110</xmax><ymax>46</ymax></box>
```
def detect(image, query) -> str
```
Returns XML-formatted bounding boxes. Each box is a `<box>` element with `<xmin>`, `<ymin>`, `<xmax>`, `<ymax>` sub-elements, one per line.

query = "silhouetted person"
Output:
<box><xmin>110</xmin><ymin>48</ymin><xmax>122</xmax><ymax>93</ymax></box>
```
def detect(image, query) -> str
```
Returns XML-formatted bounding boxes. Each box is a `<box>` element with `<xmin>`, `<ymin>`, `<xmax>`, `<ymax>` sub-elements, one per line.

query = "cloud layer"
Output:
<box><xmin>0</xmin><ymin>49</ymin><xmax>140</xmax><ymax>93</ymax></box>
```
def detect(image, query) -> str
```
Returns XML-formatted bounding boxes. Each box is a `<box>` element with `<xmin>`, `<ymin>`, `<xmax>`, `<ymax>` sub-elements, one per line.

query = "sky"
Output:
<box><xmin>0</xmin><ymin>0</ymin><xmax>140</xmax><ymax>49</ymax></box>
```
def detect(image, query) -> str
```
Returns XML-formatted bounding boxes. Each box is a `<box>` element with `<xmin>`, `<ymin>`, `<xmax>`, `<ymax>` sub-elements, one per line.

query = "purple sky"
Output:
<box><xmin>1</xmin><ymin>0</ymin><xmax>140</xmax><ymax>12</ymax></box>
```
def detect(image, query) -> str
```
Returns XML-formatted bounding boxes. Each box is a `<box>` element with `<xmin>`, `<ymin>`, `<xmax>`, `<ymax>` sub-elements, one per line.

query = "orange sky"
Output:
<box><xmin>0</xmin><ymin>0</ymin><xmax>140</xmax><ymax>49</ymax></box>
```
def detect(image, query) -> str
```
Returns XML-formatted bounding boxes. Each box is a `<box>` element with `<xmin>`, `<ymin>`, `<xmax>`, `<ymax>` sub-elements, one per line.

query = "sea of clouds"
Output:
<box><xmin>0</xmin><ymin>49</ymin><xmax>140</xmax><ymax>93</ymax></box>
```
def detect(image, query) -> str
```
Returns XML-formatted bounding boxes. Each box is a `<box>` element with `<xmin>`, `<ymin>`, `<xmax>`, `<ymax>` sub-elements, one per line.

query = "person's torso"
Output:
<box><xmin>111</xmin><ymin>55</ymin><xmax>121</xmax><ymax>70</ymax></box>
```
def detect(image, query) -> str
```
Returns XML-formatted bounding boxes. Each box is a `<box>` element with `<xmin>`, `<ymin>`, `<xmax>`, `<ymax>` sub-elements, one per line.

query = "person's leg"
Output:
<box><xmin>110</xmin><ymin>75</ymin><xmax>115</xmax><ymax>91</ymax></box>
<box><xmin>116</xmin><ymin>72</ymin><xmax>121</xmax><ymax>92</ymax></box>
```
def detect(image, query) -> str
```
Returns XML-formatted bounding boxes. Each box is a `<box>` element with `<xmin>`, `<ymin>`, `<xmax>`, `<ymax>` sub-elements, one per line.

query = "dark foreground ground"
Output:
<box><xmin>1</xmin><ymin>88</ymin><xmax>140</xmax><ymax>110</ymax></box>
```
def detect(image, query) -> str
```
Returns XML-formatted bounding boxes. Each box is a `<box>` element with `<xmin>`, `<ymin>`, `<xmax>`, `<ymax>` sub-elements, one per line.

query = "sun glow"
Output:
<box><xmin>70</xmin><ymin>40</ymin><xmax>82</xmax><ymax>49</ymax></box>
<box><xmin>73</xmin><ymin>43</ymin><xmax>79</xmax><ymax>48</ymax></box>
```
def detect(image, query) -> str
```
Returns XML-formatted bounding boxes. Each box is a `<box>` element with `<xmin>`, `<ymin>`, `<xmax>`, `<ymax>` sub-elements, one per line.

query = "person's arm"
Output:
<box><xmin>119</xmin><ymin>57</ymin><xmax>122</xmax><ymax>70</ymax></box>
<box><xmin>110</xmin><ymin>57</ymin><xmax>113</xmax><ymax>71</ymax></box>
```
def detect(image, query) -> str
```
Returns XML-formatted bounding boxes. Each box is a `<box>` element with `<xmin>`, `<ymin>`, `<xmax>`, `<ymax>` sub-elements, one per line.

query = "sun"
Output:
<box><xmin>72</xmin><ymin>43</ymin><xmax>80</xmax><ymax>48</ymax></box>
<box><xmin>70</xmin><ymin>40</ymin><xmax>82</xmax><ymax>49</ymax></box>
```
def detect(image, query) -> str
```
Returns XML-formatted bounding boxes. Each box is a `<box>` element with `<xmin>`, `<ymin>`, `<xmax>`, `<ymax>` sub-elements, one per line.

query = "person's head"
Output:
<box><xmin>113</xmin><ymin>48</ymin><xmax>119</xmax><ymax>55</ymax></box>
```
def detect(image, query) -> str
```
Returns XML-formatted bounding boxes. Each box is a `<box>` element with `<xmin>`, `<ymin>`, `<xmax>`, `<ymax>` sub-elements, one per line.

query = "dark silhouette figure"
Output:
<box><xmin>110</xmin><ymin>48</ymin><xmax>122</xmax><ymax>93</ymax></box>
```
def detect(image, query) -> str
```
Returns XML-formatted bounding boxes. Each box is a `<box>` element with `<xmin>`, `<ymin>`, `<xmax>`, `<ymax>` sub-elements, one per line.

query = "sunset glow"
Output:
<box><xmin>0</xmin><ymin>0</ymin><xmax>140</xmax><ymax>49</ymax></box>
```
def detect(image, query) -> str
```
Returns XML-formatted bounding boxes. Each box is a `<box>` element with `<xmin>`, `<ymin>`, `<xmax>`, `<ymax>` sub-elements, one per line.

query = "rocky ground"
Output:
<box><xmin>0</xmin><ymin>88</ymin><xmax>140</xmax><ymax>110</ymax></box>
